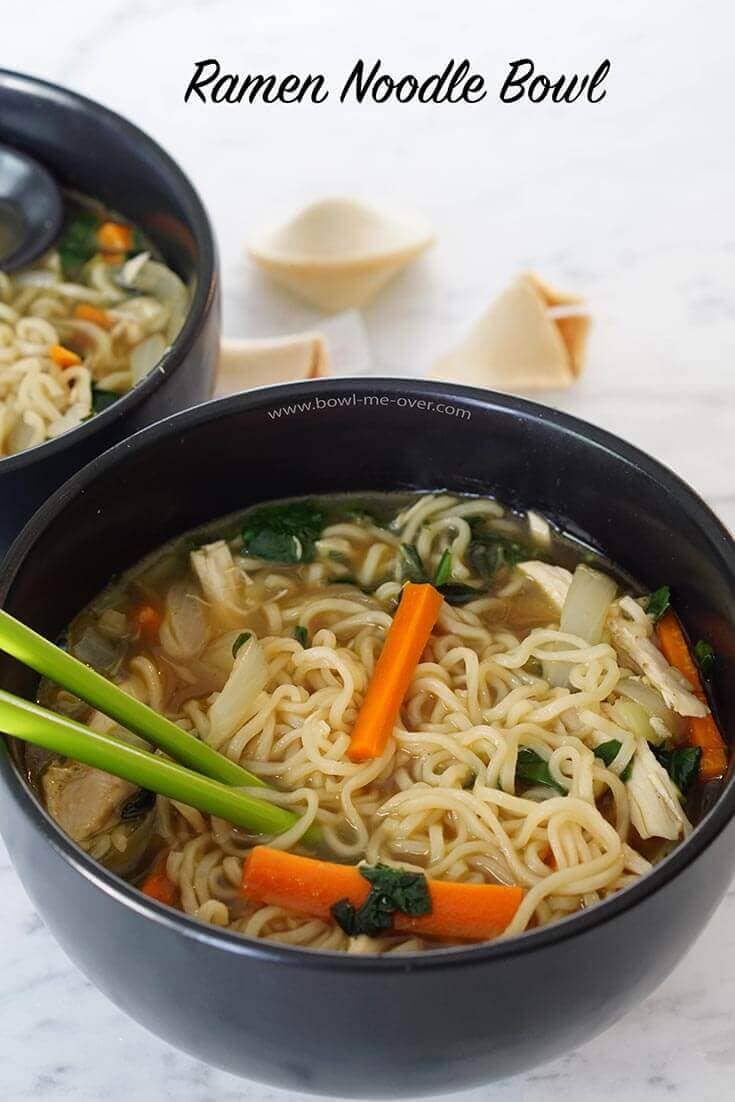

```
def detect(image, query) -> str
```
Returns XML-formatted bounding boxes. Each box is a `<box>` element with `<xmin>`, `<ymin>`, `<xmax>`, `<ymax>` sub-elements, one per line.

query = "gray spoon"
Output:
<box><xmin>0</xmin><ymin>144</ymin><xmax>64</xmax><ymax>271</ymax></box>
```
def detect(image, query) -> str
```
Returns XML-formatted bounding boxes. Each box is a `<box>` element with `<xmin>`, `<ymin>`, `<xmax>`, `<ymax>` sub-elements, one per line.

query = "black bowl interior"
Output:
<box><xmin>3</xmin><ymin>379</ymin><xmax>734</xmax><ymax>783</ymax></box>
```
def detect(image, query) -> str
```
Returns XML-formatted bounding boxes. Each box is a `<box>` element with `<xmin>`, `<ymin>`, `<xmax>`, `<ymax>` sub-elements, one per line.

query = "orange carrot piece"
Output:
<box><xmin>657</xmin><ymin>611</ymin><xmax>728</xmax><ymax>780</ymax></box>
<box><xmin>97</xmin><ymin>220</ymin><xmax>133</xmax><ymax>253</ymax></box>
<box><xmin>132</xmin><ymin>603</ymin><xmax>162</xmax><ymax>642</ymax></box>
<box><xmin>348</xmin><ymin>582</ymin><xmax>444</xmax><ymax>762</ymax></box>
<box><xmin>102</xmin><ymin>251</ymin><xmax>125</xmax><ymax>266</ymax></box>
<box><xmin>242</xmin><ymin>847</ymin><xmax>523</xmax><ymax>942</ymax></box>
<box><xmin>141</xmin><ymin>853</ymin><xmax>176</xmax><ymax>905</ymax></box>
<box><xmin>50</xmin><ymin>343</ymin><xmax>81</xmax><ymax>368</ymax></box>
<box><xmin>73</xmin><ymin>303</ymin><xmax>113</xmax><ymax>329</ymax></box>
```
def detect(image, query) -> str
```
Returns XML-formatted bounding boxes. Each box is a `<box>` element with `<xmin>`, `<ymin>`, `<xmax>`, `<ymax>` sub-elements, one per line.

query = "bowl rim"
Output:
<box><xmin>0</xmin><ymin>67</ymin><xmax>218</xmax><ymax>475</ymax></box>
<box><xmin>2</xmin><ymin>376</ymin><xmax>734</xmax><ymax>974</ymax></box>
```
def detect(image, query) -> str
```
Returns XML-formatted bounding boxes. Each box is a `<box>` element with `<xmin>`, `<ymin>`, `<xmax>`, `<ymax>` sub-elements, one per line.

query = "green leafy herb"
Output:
<box><xmin>241</xmin><ymin>501</ymin><xmax>324</xmax><ymax>564</ymax></box>
<box><xmin>398</xmin><ymin>543</ymin><xmax>428</xmax><ymax>583</ymax></box>
<box><xmin>467</xmin><ymin>534</ymin><xmax>534</xmax><ymax>583</ymax></box>
<box><xmin>438</xmin><ymin>583</ymin><xmax>484</xmax><ymax>605</ymax></box>
<box><xmin>330</xmin><ymin>863</ymin><xmax>431</xmax><ymax>938</ymax></box>
<box><xmin>58</xmin><ymin>211</ymin><xmax>100</xmax><ymax>278</ymax></box>
<box><xmin>515</xmin><ymin>747</ymin><xmax>567</xmax><ymax>795</ymax></box>
<box><xmin>294</xmin><ymin>625</ymin><xmax>309</xmax><ymax>647</ymax></box>
<box><xmin>593</xmin><ymin>739</ymin><xmax>634</xmax><ymax>781</ymax></box>
<box><xmin>231</xmin><ymin>631</ymin><xmax>252</xmax><ymax>658</ymax></box>
<box><xmin>652</xmin><ymin>745</ymin><xmax>702</xmax><ymax>794</ymax></box>
<box><xmin>433</xmin><ymin>548</ymin><xmax>453</xmax><ymax>587</ymax></box>
<box><xmin>646</xmin><ymin>586</ymin><xmax>671</xmax><ymax>623</ymax></box>
<box><xmin>120</xmin><ymin>788</ymin><xmax>156</xmax><ymax>821</ymax></box>
<box><xmin>694</xmin><ymin>640</ymin><xmax>716</xmax><ymax>680</ymax></box>
<box><xmin>91</xmin><ymin>385</ymin><xmax>119</xmax><ymax>414</ymax></box>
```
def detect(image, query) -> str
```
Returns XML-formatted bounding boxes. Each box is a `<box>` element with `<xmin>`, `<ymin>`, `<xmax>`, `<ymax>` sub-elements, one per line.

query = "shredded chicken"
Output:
<box><xmin>517</xmin><ymin>561</ymin><xmax>572</xmax><ymax>611</ymax></box>
<box><xmin>626</xmin><ymin>737</ymin><xmax>691</xmax><ymax>840</ymax></box>
<box><xmin>607</xmin><ymin>599</ymin><xmax>708</xmax><ymax>718</ymax></box>
<box><xmin>42</xmin><ymin>762</ymin><xmax>136</xmax><ymax>843</ymax></box>
<box><xmin>190</xmin><ymin>540</ymin><xmax>246</xmax><ymax>628</ymax></box>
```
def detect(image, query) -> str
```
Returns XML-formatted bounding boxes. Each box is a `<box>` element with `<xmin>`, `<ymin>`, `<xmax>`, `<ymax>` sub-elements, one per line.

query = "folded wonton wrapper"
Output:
<box><xmin>215</xmin><ymin>312</ymin><xmax>371</xmax><ymax>396</ymax></box>
<box><xmin>433</xmin><ymin>273</ymin><xmax>591</xmax><ymax>391</ymax></box>
<box><xmin>216</xmin><ymin>333</ymin><xmax>329</xmax><ymax>396</ymax></box>
<box><xmin>248</xmin><ymin>197</ymin><xmax>434</xmax><ymax>313</ymax></box>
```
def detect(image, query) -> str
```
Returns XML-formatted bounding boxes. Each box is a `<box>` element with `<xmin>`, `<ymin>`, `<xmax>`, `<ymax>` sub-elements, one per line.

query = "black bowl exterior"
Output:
<box><xmin>0</xmin><ymin>70</ymin><xmax>219</xmax><ymax>554</ymax></box>
<box><xmin>1</xmin><ymin>380</ymin><xmax>734</xmax><ymax>1097</ymax></box>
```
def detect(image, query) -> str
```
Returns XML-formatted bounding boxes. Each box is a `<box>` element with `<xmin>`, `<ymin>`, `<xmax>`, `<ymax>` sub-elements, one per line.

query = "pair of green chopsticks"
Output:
<box><xmin>0</xmin><ymin>608</ymin><xmax>319</xmax><ymax>846</ymax></box>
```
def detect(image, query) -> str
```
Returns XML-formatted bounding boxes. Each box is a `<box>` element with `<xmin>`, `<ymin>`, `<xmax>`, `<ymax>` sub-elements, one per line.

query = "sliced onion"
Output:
<box><xmin>544</xmin><ymin>564</ymin><xmax>617</xmax><ymax>686</ymax></box>
<box><xmin>616</xmin><ymin>676</ymin><xmax>686</xmax><ymax>739</ymax></box>
<box><xmin>611</xmin><ymin>699</ymin><xmax>653</xmax><ymax>742</ymax></box>
<box><xmin>202</xmin><ymin>630</ymin><xmax>245</xmax><ymax>677</ymax></box>
<box><xmin>207</xmin><ymin>634</ymin><xmax>268</xmax><ymax>749</ymax></box>
<box><xmin>130</xmin><ymin>332</ymin><xmax>167</xmax><ymax>384</ymax></box>
<box><xmin>71</xmin><ymin>626</ymin><xmax>122</xmax><ymax>672</ymax></box>
<box><xmin>159</xmin><ymin>580</ymin><xmax>211</xmax><ymax>661</ymax></box>
<box><xmin>120</xmin><ymin>255</ymin><xmax>188</xmax><ymax>345</ymax></box>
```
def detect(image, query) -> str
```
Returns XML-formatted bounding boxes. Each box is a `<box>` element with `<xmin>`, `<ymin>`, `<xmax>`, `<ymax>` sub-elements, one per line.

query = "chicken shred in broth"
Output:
<box><xmin>32</xmin><ymin>492</ymin><xmax>722</xmax><ymax>953</ymax></box>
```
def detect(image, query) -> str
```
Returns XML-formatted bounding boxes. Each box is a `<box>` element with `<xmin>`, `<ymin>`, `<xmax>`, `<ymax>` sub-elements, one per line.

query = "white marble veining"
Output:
<box><xmin>2</xmin><ymin>0</ymin><xmax>735</xmax><ymax>1098</ymax></box>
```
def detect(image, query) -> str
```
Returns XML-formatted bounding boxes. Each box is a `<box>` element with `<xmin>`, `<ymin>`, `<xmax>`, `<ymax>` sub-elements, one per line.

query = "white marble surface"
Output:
<box><xmin>3</xmin><ymin>0</ymin><xmax>735</xmax><ymax>1098</ymax></box>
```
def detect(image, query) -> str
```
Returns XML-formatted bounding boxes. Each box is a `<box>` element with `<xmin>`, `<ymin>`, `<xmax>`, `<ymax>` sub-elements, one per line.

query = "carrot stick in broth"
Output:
<box><xmin>242</xmin><ymin>847</ymin><xmax>523</xmax><ymax>942</ymax></box>
<box><xmin>348</xmin><ymin>583</ymin><xmax>443</xmax><ymax>762</ymax></box>
<box><xmin>657</xmin><ymin>611</ymin><xmax>727</xmax><ymax>780</ymax></box>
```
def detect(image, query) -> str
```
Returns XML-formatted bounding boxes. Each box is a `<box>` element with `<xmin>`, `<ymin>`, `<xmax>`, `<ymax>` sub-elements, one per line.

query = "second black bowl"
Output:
<box><xmin>0</xmin><ymin>379</ymin><xmax>734</xmax><ymax>1097</ymax></box>
<box><xmin>0</xmin><ymin>70</ymin><xmax>220</xmax><ymax>554</ymax></box>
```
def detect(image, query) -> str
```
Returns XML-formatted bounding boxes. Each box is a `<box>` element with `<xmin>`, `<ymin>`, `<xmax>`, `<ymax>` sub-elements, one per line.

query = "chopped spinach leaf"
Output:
<box><xmin>331</xmin><ymin>898</ymin><xmax>360</xmax><ymax>937</ymax></box>
<box><xmin>694</xmin><ymin>640</ymin><xmax>716</xmax><ymax>680</ymax></box>
<box><xmin>467</xmin><ymin>534</ymin><xmax>534</xmax><ymax>583</ymax></box>
<box><xmin>646</xmin><ymin>586</ymin><xmax>671</xmax><ymax>623</ymax></box>
<box><xmin>593</xmin><ymin>739</ymin><xmax>634</xmax><ymax>781</ymax></box>
<box><xmin>241</xmin><ymin>500</ymin><xmax>324</xmax><ymax>563</ymax></box>
<box><xmin>330</xmin><ymin>863</ymin><xmax>431</xmax><ymax>938</ymax></box>
<box><xmin>58</xmin><ymin>211</ymin><xmax>100</xmax><ymax>278</ymax></box>
<box><xmin>433</xmin><ymin>548</ymin><xmax>453</xmax><ymax>587</ymax></box>
<box><xmin>294</xmin><ymin>625</ymin><xmax>309</xmax><ymax>647</ymax></box>
<box><xmin>91</xmin><ymin>385</ymin><xmax>119</xmax><ymax>414</ymax></box>
<box><xmin>120</xmin><ymin>788</ymin><xmax>156</xmax><ymax>821</ymax></box>
<box><xmin>652</xmin><ymin>745</ymin><xmax>702</xmax><ymax>793</ymax></box>
<box><xmin>437</xmin><ymin>583</ymin><xmax>484</xmax><ymax>606</ymax></box>
<box><xmin>231</xmin><ymin>631</ymin><xmax>252</xmax><ymax>658</ymax></box>
<box><xmin>398</xmin><ymin>543</ymin><xmax>428</xmax><ymax>583</ymax></box>
<box><xmin>515</xmin><ymin>747</ymin><xmax>567</xmax><ymax>795</ymax></box>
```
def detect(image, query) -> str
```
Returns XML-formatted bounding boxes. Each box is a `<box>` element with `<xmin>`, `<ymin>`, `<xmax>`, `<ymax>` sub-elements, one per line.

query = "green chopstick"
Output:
<box><xmin>0</xmin><ymin>690</ymin><xmax>318</xmax><ymax>843</ymax></box>
<box><xmin>0</xmin><ymin>608</ymin><xmax>262</xmax><ymax>788</ymax></box>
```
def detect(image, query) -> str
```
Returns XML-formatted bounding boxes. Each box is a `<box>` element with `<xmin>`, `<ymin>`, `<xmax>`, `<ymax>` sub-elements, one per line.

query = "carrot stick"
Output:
<box><xmin>657</xmin><ymin>611</ymin><xmax>727</xmax><ymax>780</ymax></box>
<box><xmin>241</xmin><ymin>847</ymin><xmax>523</xmax><ymax>942</ymax></box>
<box><xmin>97</xmin><ymin>221</ymin><xmax>133</xmax><ymax>253</ymax></box>
<box><xmin>74</xmin><ymin>303</ymin><xmax>113</xmax><ymax>329</ymax></box>
<box><xmin>50</xmin><ymin>344</ymin><xmax>81</xmax><ymax>368</ymax></box>
<box><xmin>141</xmin><ymin>853</ymin><xmax>177</xmax><ymax>906</ymax></box>
<box><xmin>348</xmin><ymin>582</ymin><xmax>443</xmax><ymax>762</ymax></box>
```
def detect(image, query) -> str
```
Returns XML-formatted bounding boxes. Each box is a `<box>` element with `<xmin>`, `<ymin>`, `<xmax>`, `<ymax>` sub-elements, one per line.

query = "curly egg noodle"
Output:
<box><xmin>40</xmin><ymin>494</ymin><xmax>701</xmax><ymax>954</ymax></box>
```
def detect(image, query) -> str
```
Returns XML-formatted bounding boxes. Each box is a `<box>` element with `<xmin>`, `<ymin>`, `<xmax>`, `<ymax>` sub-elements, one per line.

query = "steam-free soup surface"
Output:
<box><xmin>32</xmin><ymin>492</ymin><xmax>723</xmax><ymax>952</ymax></box>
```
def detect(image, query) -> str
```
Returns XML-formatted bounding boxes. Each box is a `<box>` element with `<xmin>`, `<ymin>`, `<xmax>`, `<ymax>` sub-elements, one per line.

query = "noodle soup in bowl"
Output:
<box><xmin>0</xmin><ymin>70</ymin><xmax>219</xmax><ymax>554</ymax></box>
<box><xmin>1</xmin><ymin>379</ymin><xmax>734</xmax><ymax>1097</ymax></box>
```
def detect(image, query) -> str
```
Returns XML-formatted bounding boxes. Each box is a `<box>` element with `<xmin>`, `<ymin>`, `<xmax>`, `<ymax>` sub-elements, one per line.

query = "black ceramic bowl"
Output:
<box><xmin>0</xmin><ymin>70</ymin><xmax>219</xmax><ymax>555</ymax></box>
<box><xmin>1</xmin><ymin>379</ymin><xmax>734</xmax><ymax>1098</ymax></box>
